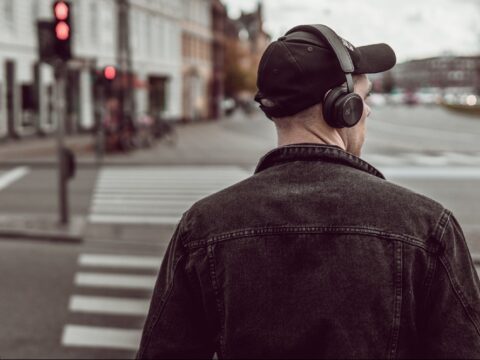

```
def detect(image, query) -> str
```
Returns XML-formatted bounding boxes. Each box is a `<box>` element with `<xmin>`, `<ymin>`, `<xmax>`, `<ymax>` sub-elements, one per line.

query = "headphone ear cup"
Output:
<box><xmin>333</xmin><ymin>93</ymin><xmax>364</xmax><ymax>128</ymax></box>
<box><xmin>323</xmin><ymin>87</ymin><xmax>347</xmax><ymax>128</ymax></box>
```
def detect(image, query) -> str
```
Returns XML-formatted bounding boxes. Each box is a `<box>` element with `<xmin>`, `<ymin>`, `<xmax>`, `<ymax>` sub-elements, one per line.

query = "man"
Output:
<box><xmin>137</xmin><ymin>24</ymin><xmax>480</xmax><ymax>358</ymax></box>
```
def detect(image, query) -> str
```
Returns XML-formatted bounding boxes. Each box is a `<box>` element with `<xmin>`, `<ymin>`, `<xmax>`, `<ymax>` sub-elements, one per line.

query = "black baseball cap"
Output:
<box><xmin>255</xmin><ymin>24</ymin><xmax>396</xmax><ymax>118</ymax></box>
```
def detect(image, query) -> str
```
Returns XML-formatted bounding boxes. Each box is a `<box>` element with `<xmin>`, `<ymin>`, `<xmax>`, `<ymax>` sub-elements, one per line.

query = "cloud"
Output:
<box><xmin>222</xmin><ymin>0</ymin><xmax>480</xmax><ymax>61</ymax></box>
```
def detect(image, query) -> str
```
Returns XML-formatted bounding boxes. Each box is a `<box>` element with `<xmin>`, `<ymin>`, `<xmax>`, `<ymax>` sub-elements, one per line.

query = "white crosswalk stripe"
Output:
<box><xmin>0</xmin><ymin>167</ymin><xmax>30</xmax><ymax>191</ymax></box>
<box><xmin>62</xmin><ymin>325</ymin><xmax>142</xmax><ymax>351</ymax></box>
<box><xmin>69</xmin><ymin>296</ymin><xmax>150</xmax><ymax>316</ymax></box>
<box><xmin>364</xmin><ymin>151</ymin><xmax>480</xmax><ymax>167</ymax></box>
<box><xmin>62</xmin><ymin>253</ymin><xmax>163</xmax><ymax>353</ymax></box>
<box><xmin>89</xmin><ymin>166</ymin><xmax>250</xmax><ymax>225</ymax></box>
<box><xmin>79</xmin><ymin>254</ymin><xmax>161</xmax><ymax>269</ymax></box>
<box><xmin>75</xmin><ymin>273</ymin><xmax>157</xmax><ymax>290</ymax></box>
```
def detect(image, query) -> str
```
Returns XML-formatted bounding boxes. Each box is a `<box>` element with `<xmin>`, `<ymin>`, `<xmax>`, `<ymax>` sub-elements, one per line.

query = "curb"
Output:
<box><xmin>0</xmin><ymin>215</ymin><xmax>86</xmax><ymax>244</ymax></box>
<box><xmin>0</xmin><ymin>229</ymin><xmax>83</xmax><ymax>243</ymax></box>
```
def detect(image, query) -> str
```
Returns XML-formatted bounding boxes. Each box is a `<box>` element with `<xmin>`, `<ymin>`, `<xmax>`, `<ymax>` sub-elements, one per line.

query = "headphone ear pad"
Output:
<box><xmin>333</xmin><ymin>93</ymin><xmax>364</xmax><ymax>128</ymax></box>
<box><xmin>323</xmin><ymin>87</ymin><xmax>347</xmax><ymax>128</ymax></box>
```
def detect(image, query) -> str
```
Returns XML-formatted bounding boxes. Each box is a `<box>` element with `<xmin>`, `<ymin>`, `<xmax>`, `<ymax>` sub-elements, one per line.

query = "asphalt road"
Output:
<box><xmin>0</xmin><ymin>104</ymin><xmax>479</xmax><ymax>358</ymax></box>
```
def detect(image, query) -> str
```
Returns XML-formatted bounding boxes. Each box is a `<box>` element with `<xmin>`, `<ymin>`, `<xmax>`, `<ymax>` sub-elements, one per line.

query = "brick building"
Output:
<box><xmin>224</xmin><ymin>1</ymin><xmax>271</xmax><ymax>100</ymax></box>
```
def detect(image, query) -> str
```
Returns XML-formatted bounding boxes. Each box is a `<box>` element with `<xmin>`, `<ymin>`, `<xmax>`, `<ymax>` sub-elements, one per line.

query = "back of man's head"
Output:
<box><xmin>255</xmin><ymin>24</ymin><xmax>396</xmax><ymax>124</ymax></box>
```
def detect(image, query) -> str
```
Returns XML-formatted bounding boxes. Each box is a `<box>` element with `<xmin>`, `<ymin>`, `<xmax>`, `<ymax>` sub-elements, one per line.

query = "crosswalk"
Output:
<box><xmin>363</xmin><ymin>151</ymin><xmax>480</xmax><ymax>167</ymax></box>
<box><xmin>61</xmin><ymin>253</ymin><xmax>162</xmax><ymax>353</ymax></box>
<box><xmin>89</xmin><ymin>166</ymin><xmax>250</xmax><ymax>225</ymax></box>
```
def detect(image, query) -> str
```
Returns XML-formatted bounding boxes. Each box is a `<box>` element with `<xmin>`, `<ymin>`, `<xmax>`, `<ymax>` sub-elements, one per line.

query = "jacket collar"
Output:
<box><xmin>254</xmin><ymin>143</ymin><xmax>385</xmax><ymax>180</ymax></box>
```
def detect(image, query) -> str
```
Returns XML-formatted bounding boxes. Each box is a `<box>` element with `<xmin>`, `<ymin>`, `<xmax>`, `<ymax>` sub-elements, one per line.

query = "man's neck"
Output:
<box><xmin>276</xmin><ymin>127</ymin><xmax>347</xmax><ymax>150</ymax></box>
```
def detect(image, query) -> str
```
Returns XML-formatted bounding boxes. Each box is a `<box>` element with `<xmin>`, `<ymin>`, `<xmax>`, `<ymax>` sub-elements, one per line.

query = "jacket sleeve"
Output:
<box><xmin>422</xmin><ymin>211</ymin><xmax>480</xmax><ymax>358</ymax></box>
<box><xmin>136</xmin><ymin>218</ymin><xmax>215</xmax><ymax>359</ymax></box>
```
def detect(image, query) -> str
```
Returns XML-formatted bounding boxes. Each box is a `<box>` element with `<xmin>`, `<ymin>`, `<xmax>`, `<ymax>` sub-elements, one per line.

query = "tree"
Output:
<box><xmin>224</xmin><ymin>40</ymin><xmax>257</xmax><ymax>98</ymax></box>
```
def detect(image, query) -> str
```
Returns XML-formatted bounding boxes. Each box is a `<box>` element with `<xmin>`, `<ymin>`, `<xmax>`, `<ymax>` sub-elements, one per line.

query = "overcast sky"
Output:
<box><xmin>222</xmin><ymin>0</ymin><xmax>480</xmax><ymax>62</ymax></box>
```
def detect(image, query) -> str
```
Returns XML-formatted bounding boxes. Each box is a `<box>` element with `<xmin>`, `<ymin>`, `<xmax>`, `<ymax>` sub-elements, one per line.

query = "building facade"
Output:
<box><xmin>0</xmin><ymin>0</ymin><xmax>185</xmax><ymax>140</ymax></box>
<box><xmin>224</xmin><ymin>2</ymin><xmax>270</xmax><ymax>101</ymax></box>
<box><xmin>210</xmin><ymin>0</ymin><xmax>227</xmax><ymax>119</ymax></box>
<box><xmin>181</xmin><ymin>0</ymin><xmax>213</xmax><ymax>121</ymax></box>
<box><xmin>391</xmin><ymin>56</ymin><xmax>480</xmax><ymax>92</ymax></box>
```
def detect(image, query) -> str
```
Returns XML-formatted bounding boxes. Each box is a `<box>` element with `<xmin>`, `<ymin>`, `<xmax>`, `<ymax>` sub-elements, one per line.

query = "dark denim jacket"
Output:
<box><xmin>137</xmin><ymin>144</ymin><xmax>480</xmax><ymax>359</ymax></box>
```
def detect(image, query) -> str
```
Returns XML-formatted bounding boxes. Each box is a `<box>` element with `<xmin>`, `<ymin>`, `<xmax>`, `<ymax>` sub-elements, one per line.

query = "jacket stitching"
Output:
<box><xmin>137</xmin><ymin>254</ymin><xmax>185</xmax><ymax>358</ymax></box>
<box><xmin>207</xmin><ymin>245</ymin><xmax>226</xmax><ymax>357</ymax></box>
<box><xmin>439</xmin><ymin>256</ymin><xmax>480</xmax><ymax>337</ymax></box>
<box><xmin>436</xmin><ymin>212</ymin><xmax>480</xmax><ymax>338</ymax></box>
<box><xmin>185</xmin><ymin>226</ymin><xmax>437</xmax><ymax>253</ymax></box>
<box><xmin>433</xmin><ymin>209</ymin><xmax>451</xmax><ymax>244</ymax></box>
<box><xmin>421</xmin><ymin>209</ymin><xmax>450</xmax><ymax>326</ymax></box>
<box><xmin>388</xmin><ymin>241</ymin><xmax>403</xmax><ymax>359</ymax></box>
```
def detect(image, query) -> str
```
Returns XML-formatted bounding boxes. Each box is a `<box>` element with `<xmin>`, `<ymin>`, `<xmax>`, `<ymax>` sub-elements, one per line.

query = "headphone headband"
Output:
<box><xmin>285</xmin><ymin>24</ymin><xmax>355</xmax><ymax>93</ymax></box>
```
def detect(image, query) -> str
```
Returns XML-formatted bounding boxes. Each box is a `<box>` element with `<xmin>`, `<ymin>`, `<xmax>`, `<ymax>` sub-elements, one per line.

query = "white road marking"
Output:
<box><xmin>91</xmin><ymin>198</ymin><xmax>196</xmax><ymax>206</ymax></box>
<box><xmin>0</xmin><ymin>167</ymin><xmax>30</xmax><ymax>191</ymax></box>
<box><xmin>69</xmin><ymin>295</ymin><xmax>150</xmax><ymax>316</ymax></box>
<box><xmin>443</xmin><ymin>152</ymin><xmax>480</xmax><ymax>165</ymax></box>
<box><xmin>89</xmin><ymin>214</ymin><xmax>181</xmax><ymax>225</ymax></box>
<box><xmin>364</xmin><ymin>152</ymin><xmax>480</xmax><ymax>167</ymax></box>
<box><xmin>371</xmin><ymin>119</ymin><xmax>480</xmax><ymax>142</ymax></box>
<box><xmin>90</xmin><ymin>166</ymin><xmax>250</xmax><ymax>225</ymax></box>
<box><xmin>93</xmin><ymin>193</ymin><xmax>204</xmax><ymax>198</ymax></box>
<box><xmin>62</xmin><ymin>325</ymin><xmax>142</xmax><ymax>350</ymax></box>
<box><xmin>382</xmin><ymin>166</ymin><xmax>480</xmax><ymax>179</ymax></box>
<box><xmin>406</xmin><ymin>154</ymin><xmax>450</xmax><ymax>166</ymax></box>
<box><xmin>79</xmin><ymin>254</ymin><xmax>161</xmax><ymax>270</ymax></box>
<box><xmin>363</xmin><ymin>154</ymin><xmax>408</xmax><ymax>166</ymax></box>
<box><xmin>75</xmin><ymin>273</ymin><xmax>156</xmax><ymax>290</ymax></box>
<box><xmin>90</xmin><ymin>206</ymin><xmax>188</xmax><ymax>215</ymax></box>
<box><xmin>95</xmin><ymin>189</ymin><xmax>215</xmax><ymax>195</ymax></box>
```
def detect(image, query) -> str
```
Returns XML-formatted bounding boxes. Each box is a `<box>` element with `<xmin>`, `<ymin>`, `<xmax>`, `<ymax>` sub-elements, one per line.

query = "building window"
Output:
<box><xmin>90</xmin><ymin>1</ymin><xmax>98</xmax><ymax>45</ymax></box>
<box><xmin>4</xmin><ymin>0</ymin><xmax>15</xmax><ymax>32</ymax></box>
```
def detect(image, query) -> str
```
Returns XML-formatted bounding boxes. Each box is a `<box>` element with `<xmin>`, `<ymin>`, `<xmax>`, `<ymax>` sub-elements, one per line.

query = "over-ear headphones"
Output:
<box><xmin>285</xmin><ymin>24</ymin><xmax>364</xmax><ymax>128</ymax></box>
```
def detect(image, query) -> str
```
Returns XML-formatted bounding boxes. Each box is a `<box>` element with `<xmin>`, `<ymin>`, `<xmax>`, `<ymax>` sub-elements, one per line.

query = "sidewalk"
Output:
<box><xmin>0</xmin><ymin>111</ymin><xmax>277</xmax><ymax>168</ymax></box>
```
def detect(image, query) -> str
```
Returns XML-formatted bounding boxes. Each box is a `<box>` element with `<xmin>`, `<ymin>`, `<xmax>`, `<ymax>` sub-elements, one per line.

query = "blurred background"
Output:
<box><xmin>0</xmin><ymin>0</ymin><xmax>479</xmax><ymax>358</ymax></box>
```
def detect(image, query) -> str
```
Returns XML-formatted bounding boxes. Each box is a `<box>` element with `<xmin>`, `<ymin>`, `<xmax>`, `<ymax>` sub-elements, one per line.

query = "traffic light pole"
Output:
<box><xmin>55</xmin><ymin>62</ymin><xmax>69</xmax><ymax>225</ymax></box>
<box><xmin>94</xmin><ymin>83</ymin><xmax>105</xmax><ymax>164</ymax></box>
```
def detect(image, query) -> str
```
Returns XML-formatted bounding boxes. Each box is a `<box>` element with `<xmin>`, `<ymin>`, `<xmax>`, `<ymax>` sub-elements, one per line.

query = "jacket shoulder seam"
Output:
<box><xmin>185</xmin><ymin>226</ymin><xmax>438</xmax><ymax>253</ymax></box>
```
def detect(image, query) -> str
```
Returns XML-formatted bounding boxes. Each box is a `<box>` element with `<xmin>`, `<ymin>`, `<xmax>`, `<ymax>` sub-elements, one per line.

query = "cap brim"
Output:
<box><xmin>353</xmin><ymin>43</ymin><xmax>397</xmax><ymax>74</ymax></box>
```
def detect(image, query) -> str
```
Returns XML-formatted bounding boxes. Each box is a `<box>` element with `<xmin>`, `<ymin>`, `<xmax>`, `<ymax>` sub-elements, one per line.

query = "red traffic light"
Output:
<box><xmin>51</xmin><ymin>1</ymin><xmax>72</xmax><ymax>61</ymax></box>
<box><xmin>104</xmin><ymin>66</ymin><xmax>117</xmax><ymax>80</ymax></box>
<box><xmin>55</xmin><ymin>22</ymin><xmax>70</xmax><ymax>40</ymax></box>
<box><xmin>54</xmin><ymin>1</ymin><xmax>69</xmax><ymax>20</ymax></box>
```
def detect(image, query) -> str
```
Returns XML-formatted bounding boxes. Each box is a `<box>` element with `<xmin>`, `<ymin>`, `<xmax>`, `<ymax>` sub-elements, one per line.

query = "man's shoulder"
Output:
<box><xmin>180</xmin><ymin>166</ymin><xmax>447</xmax><ymax>246</ymax></box>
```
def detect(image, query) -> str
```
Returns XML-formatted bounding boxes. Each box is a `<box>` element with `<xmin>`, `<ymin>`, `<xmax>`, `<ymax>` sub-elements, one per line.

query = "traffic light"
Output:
<box><xmin>53</xmin><ymin>1</ymin><xmax>72</xmax><ymax>61</ymax></box>
<box><xmin>103</xmin><ymin>66</ymin><xmax>117</xmax><ymax>82</ymax></box>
